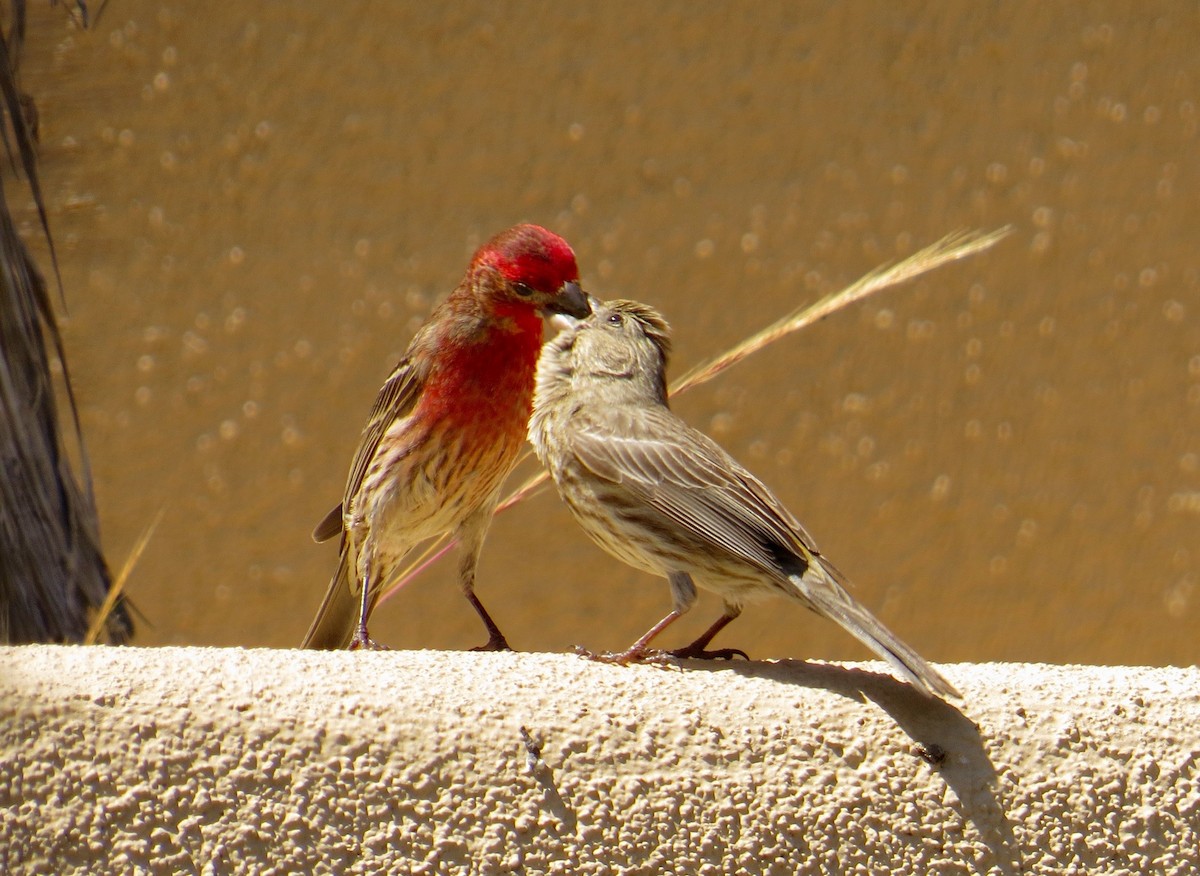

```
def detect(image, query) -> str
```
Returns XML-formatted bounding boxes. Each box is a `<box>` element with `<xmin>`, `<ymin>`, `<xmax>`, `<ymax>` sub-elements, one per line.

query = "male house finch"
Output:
<box><xmin>303</xmin><ymin>224</ymin><xmax>590</xmax><ymax>650</ymax></box>
<box><xmin>529</xmin><ymin>299</ymin><xmax>958</xmax><ymax>699</ymax></box>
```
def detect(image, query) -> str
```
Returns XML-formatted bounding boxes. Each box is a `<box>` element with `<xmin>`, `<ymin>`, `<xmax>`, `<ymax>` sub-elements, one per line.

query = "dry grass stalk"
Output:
<box><xmin>84</xmin><ymin>512</ymin><xmax>161</xmax><ymax>645</ymax></box>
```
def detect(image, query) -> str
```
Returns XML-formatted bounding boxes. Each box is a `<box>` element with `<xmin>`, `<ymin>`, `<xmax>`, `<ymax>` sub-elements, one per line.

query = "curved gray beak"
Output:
<box><xmin>546</xmin><ymin>280</ymin><xmax>591</xmax><ymax>319</ymax></box>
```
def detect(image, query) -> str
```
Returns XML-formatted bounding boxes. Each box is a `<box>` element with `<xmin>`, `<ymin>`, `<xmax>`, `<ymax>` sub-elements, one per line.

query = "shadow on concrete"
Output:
<box><xmin>676</xmin><ymin>657</ymin><xmax>1025</xmax><ymax>874</ymax></box>
<box><xmin>517</xmin><ymin>724</ymin><xmax>578</xmax><ymax>834</ymax></box>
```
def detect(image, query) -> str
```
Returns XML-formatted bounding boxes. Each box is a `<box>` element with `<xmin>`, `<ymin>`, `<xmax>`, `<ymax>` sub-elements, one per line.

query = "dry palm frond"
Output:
<box><xmin>376</xmin><ymin>226</ymin><xmax>1013</xmax><ymax>607</ymax></box>
<box><xmin>0</xmin><ymin>3</ymin><xmax>131</xmax><ymax>643</ymax></box>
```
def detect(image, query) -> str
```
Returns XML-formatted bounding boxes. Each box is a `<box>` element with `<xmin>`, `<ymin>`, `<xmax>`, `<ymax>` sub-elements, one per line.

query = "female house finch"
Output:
<box><xmin>529</xmin><ymin>299</ymin><xmax>958</xmax><ymax>699</ymax></box>
<box><xmin>303</xmin><ymin>225</ymin><xmax>591</xmax><ymax>650</ymax></box>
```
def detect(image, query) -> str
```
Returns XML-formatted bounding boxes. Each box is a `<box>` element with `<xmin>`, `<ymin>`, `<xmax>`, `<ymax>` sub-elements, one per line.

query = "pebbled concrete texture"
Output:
<box><xmin>2</xmin><ymin>647</ymin><xmax>1198</xmax><ymax>874</ymax></box>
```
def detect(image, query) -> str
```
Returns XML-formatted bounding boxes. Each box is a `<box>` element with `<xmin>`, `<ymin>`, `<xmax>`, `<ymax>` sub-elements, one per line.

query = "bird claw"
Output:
<box><xmin>573</xmin><ymin>644</ymin><xmax>640</xmax><ymax>666</ymax></box>
<box><xmin>573</xmin><ymin>642</ymin><xmax>749</xmax><ymax>666</ymax></box>
<box><xmin>663</xmin><ymin>645</ymin><xmax>750</xmax><ymax>661</ymax></box>
<box><xmin>349</xmin><ymin>633</ymin><xmax>391</xmax><ymax>652</ymax></box>
<box><xmin>471</xmin><ymin>635</ymin><xmax>512</xmax><ymax>652</ymax></box>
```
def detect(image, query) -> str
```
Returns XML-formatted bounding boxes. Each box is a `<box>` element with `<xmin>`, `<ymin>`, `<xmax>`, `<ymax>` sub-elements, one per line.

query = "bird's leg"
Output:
<box><xmin>576</xmin><ymin>572</ymin><xmax>700</xmax><ymax>665</ymax></box>
<box><xmin>341</xmin><ymin>522</ymin><xmax>388</xmax><ymax>651</ymax></box>
<box><xmin>465</xmin><ymin>587</ymin><xmax>511</xmax><ymax>652</ymax></box>
<box><xmin>349</xmin><ymin>570</ymin><xmax>389</xmax><ymax>651</ymax></box>
<box><xmin>575</xmin><ymin>608</ymin><xmax>683</xmax><ymax>666</ymax></box>
<box><xmin>665</xmin><ymin>606</ymin><xmax>747</xmax><ymax>661</ymax></box>
<box><xmin>457</xmin><ymin>508</ymin><xmax>511</xmax><ymax>652</ymax></box>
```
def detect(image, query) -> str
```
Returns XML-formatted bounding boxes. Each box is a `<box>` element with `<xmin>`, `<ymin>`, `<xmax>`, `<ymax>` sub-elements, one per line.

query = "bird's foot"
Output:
<box><xmin>470</xmin><ymin>634</ymin><xmax>512</xmax><ymax>652</ymax></box>
<box><xmin>576</xmin><ymin>643</ymin><xmax>633</xmax><ymax>662</ymax></box>
<box><xmin>573</xmin><ymin>642</ymin><xmax>748</xmax><ymax>665</ymax></box>
<box><xmin>348</xmin><ymin>628</ymin><xmax>390</xmax><ymax>651</ymax></box>
<box><xmin>661</xmin><ymin>644</ymin><xmax>750</xmax><ymax>661</ymax></box>
<box><xmin>572</xmin><ymin>644</ymin><xmax>680</xmax><ymax>667</ymax></box>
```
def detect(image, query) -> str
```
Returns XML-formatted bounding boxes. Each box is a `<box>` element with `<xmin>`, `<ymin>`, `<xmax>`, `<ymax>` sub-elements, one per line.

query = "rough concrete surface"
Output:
<box><xmin>1</xmin><ymin>647</ymin><xmax>1197</xmax><ymax>874</ymax></box>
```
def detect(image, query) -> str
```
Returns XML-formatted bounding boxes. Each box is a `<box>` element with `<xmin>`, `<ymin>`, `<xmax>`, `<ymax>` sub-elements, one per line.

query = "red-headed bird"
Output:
<box><xmin>303</xmin><ymin>225</ymin><xmax>590</xmax><ymax>650</ymax></box>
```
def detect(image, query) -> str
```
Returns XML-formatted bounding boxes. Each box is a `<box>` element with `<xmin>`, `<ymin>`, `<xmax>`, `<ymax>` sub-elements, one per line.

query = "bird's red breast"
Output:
<box><xmin>417</xmin><ymin>312</ymin><xmax>543</xmax><ymax>440</ymax></box>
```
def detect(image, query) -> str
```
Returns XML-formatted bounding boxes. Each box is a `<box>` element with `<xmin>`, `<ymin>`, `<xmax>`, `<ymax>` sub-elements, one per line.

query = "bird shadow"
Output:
<box><xmin>672</xmin><ymin>657</ymin><xmax>1024</xmax><ymax>874</ymax></box>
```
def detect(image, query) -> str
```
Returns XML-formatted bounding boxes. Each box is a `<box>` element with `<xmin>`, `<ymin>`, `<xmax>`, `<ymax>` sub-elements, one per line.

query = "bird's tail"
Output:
<box><xmin>788</xmin><ymin>558</ymin><xmax>960</xmax><ymax>700</ymax></box>
<box><xmin>301</xmin><ymin>549</ymin><xmax>360</xmax><ymax>650</ymax></box>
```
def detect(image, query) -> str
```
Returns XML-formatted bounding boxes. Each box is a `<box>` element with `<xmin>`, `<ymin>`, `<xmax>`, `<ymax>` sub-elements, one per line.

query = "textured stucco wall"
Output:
<box><xmin>2</xmin><ymin>647</ymin><xmax>1197</xmax><ymax>874</ymax></box>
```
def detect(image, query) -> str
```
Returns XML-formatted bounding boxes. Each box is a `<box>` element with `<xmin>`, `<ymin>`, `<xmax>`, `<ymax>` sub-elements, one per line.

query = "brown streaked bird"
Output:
<box><xmin>303</xmin><ymin>224</ymin><xmax>591</xmax><ymax>651</ymax></box>
<box><xmin>529</xmin><ymin>298</ymin><xmax>958</xmax><ymax>699</ymax></box>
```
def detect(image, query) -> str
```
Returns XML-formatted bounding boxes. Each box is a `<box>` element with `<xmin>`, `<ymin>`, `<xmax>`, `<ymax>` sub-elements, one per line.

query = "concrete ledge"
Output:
<box><xmin>2</xmin><ymin>647</ymin><xmax>1197</xmax><ymax>874</ymax></box>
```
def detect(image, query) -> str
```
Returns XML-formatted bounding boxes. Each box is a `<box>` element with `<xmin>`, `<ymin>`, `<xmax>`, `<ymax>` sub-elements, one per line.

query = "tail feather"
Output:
<box><xmin>789</xmin><ymin>561</ymin><xmax>959</xmax><ymax>700</ymax></box>
<box><xmin>301</xmin><ymin>550</ymin><xmax>359</xmax><ymax>650</ymax></box>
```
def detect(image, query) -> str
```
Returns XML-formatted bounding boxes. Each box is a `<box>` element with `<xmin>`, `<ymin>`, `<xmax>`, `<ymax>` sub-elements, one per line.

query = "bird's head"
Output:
<box><xmin>543</xmin><ymin>298</ymin><xmax>672</xmax><ymax>404</ymax></box>
<box><xmin>472</xmin><ymin>224</ymin><xmax>591</xmax><ymax>323</ymax></box>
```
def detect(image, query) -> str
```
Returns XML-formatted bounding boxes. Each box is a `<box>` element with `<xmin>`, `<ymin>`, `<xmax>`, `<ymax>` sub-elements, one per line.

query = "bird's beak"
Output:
<box><xmin>546</xmin><ymin>280</ymin><xmax>591</xmax><ymax>319</ymax></box>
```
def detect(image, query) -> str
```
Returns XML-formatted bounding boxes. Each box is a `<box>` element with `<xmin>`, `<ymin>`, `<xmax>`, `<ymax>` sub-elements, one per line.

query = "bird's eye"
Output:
<box><xmin>606</xmin><ymin>312</ymin><xmax>624</xmax><ymax>326</ymax></box>
<box><xmin>513</xmin><ymin>282</ymin><xmax>534</xmax><ymax>297</ymax></box>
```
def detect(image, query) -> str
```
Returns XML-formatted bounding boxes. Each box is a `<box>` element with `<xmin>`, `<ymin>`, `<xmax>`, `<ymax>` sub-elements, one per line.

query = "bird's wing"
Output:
<box><xmin>312</xmin><ymin>353</ymin><xmax>427</xmax><ymax>542</ymax></box>
<box><xmin>570</xmin><ymin>406</ymin><xmax>822</xmax><ymax>575</ymax></box>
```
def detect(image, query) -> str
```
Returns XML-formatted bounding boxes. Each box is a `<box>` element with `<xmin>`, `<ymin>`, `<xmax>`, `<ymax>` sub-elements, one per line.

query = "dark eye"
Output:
<box><xmin>606</xmin><ymin>312</ymin><xmax>624</xmax><ymax>326</ymax></box>
<box><xmin>513</xmin><ymin>282</ymin><xmax>534</xmax><ymax>297</ymax></box>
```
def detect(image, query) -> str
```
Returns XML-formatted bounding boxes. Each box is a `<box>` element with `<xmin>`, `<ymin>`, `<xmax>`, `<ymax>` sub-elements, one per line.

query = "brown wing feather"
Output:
<box><xmin>312</xmin><ymin>504</ymin><xmax>344</xmax><ymax>543</ymax></box>
<box><xmin>570</xmin><ymin>406</ymin><xmax>821</xmax><ymax>575</ymax></box>
<box><xmin>312</xmin><ymin>352</ymin><xmax>427</xmax><ymax>542</ymax></box>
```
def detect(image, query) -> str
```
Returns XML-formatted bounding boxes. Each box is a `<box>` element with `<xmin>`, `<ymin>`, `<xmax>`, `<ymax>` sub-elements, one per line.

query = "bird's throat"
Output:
<box><xmin>420</xmin><ymin>316</ymin><xmax>543</xmax><ymax>433</ymax></box>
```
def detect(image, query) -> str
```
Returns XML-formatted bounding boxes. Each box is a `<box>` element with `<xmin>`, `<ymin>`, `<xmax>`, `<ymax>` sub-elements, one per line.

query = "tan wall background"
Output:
<box><xmin>19</xmin><ymin>3</ymin><xmax>1199</xmax><ymax>663</ymax></box>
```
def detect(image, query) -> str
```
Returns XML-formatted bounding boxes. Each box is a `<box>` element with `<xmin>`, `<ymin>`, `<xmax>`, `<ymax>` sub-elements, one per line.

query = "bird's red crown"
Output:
<box><xmin>474</xmin><ymin>224</ymin><xmax>579</xmax><ymax>294</ymax></box>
